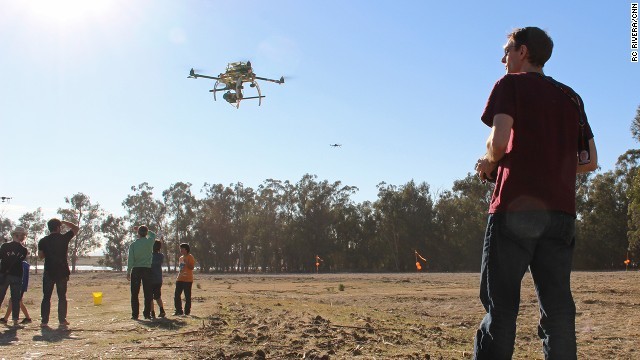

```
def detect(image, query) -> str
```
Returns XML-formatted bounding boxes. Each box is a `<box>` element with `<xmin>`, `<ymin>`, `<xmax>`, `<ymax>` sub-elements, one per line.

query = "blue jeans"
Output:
<box><xmin>41</xmin><ymin>271</ymin><xmax>68</xmax><ymax>324</ymax></box>
<box><xmin>0</xmin><ymin>274</ymin><xmax>22</xmax><ymax>321</ymax></box>
<box><xmin>473</xmin><ymin>211</ymin><xmax>577</xmax><ymax>360</ymax></box>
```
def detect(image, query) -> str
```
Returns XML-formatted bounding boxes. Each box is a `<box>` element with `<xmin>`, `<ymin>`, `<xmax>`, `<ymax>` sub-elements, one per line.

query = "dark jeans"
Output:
<box><xmin>41</xmin><ymin>272</ymin><xmax>69</xmax><ymax>324</ymax></box>
<box><xmin>473</xmin><ymin>211</ymin><xmax>577</xmax><ymax>360</ymax></box>
<box><xmin>174</xmin><ymin>281</ymin><xmax>192</xmax><ymax>314</ymax></box>
<box><xmin>0</xmin><ymin>274</ymin><xmax>22</xmax><ymax>321</ymax></box>
<box><xmin>130</xmin><ymin>267</ymin><xmax>153</xmax><ymax>318</ymax></box>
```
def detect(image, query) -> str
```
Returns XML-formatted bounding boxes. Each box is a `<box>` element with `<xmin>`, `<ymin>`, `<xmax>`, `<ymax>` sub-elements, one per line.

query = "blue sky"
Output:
<box><xmin>1</xmin><ymin>0</ymin><xmax>638</xmax><ymax>223</ymax></box>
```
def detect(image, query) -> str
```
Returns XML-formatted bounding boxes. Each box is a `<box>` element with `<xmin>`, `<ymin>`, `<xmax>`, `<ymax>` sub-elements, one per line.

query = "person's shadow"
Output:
<box><xmin>33</xmin><ymin>325</ymin><xmax>82</xmax><ymax>343</ymax></box>
<box><xmin>136</xmin><ymin>317</ymin><xmax>189</xmax><ymax>331</ymax></box>
<box><xmin>0</xmin><ymin>326</ymin><xmax>19</xmax><ymax>346</ymax></box>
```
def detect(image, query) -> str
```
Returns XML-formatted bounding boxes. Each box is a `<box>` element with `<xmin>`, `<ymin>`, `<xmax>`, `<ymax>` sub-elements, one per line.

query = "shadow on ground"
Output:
<box><xmin>137</xmin><ymin>317</ymin><xmax>189</xmax><ymax>331</ymax></box>
<box><xmin>33</xmin><ymin>326</ymin><xmax>83</xmax><ymax>343</ymax></box>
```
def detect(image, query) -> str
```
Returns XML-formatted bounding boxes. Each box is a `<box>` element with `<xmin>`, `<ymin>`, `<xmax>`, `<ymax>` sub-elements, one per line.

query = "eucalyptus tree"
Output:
<box><xmin>433</xmin><ymin>174</ymin><xmax>491</xmax><ymax>271</ymax></box>
<box><xmin>230</xmin><ymin>183</ymin><xmax>256</xmax><ymax>272</ymax></box>
<box><xmin>625</xmin><ymin>105</ymin><xmax>640</xmax><ymax>258</ymax></box>
<box><xmin>629</xmin><ymin>104</ymin><xmax>640</xmax><ymax>142</ymax></box>
<box><xmin>0</xmin><ymin>217</ymin><xmax>13</xmax><ymax>241</ymax></box>
<box><xmin>574</xmin><ymin>171</ymin><xmax>628</xmax><ymax>269</ymax></box>
<box><xmin>163</xmin><ymin>182</ymin><xmax>197</xmax><ymax>270</ymax></box>
<box><xmin>122</xmin><ymin>183</ymin><xmax>168</xmax><ymax>263</ymax></box>
<box><xmin>18</xmin><ymin>208</ymin><xmax>47</xmax><ymax>272</ymax></box>
<box><xmin>610</xmin><ymin>150</ymin><xmax>639</xmax><ymax>258</ymax></box>
<box><xmin>284</xmin><ymin>174</ymin><xmax>358</xmax><ymax>272</ymax></box>
<box><xmin>58</xmin><ymin>193</ymin><xmax>103</xmax><ymax>272</ymax></box>
<box><xmin>122</xmin><ymin>183</ymin><xmax>167</xmax><ymax>231</ymax></box>
<box><xmin>348</xmin><ymin>201</ymin><xmax>379</xmax><ymax>271</ymax></box>
<box><xmin>331</xmin><ymin>199</ymin><xmax>373</xmax><ymax>271</ymax></box>
<box><xmin>250</xmin><ymin>179</ymin><xmax>288</xmax><ymax>272</ymax></box>
<box><xmin>100</xmin><ymin>214</ymin><xmax>129</xmax><ymax>271</ymax></box>
<box><xmin>196</xmin><ymin>183</ymin><xmax>235</xmax><ymax>272</ymax></box>
<box><xmin>374</xmin><ymin>180</ymin><xmax>435</xmax><ymax>271</ymax></box>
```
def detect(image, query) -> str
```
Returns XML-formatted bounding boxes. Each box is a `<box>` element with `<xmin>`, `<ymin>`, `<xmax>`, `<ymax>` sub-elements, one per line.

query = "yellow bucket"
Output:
<box><xmin>92</xmin><ymin>292</ymin><xmax>103</xmax><ymax>305</ymax></box>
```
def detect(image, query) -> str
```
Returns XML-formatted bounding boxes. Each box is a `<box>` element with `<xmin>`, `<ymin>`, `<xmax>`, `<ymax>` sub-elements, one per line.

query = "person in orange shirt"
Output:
<box><xmin>174</xmin><ymin>243</ymin><xmax>195</xmax><ymax>316</ymax></box>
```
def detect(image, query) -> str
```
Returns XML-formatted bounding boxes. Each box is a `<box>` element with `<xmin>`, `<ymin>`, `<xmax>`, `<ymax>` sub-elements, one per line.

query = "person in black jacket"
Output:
<box><xmin>0</xmin><ymin>226</ymin><xmax>29</xmax><ymax>326</ymax></box>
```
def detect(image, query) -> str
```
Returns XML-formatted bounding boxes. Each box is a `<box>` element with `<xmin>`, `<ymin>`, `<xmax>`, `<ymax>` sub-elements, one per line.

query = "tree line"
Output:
<box><xmin>3</xmin><ymin>106</ymin><xmax>640</xmax><ymax>273</ymax></box>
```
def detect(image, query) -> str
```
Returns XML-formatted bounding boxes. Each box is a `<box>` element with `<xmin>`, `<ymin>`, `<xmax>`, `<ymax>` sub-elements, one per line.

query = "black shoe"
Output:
<box><xmin>21</xmin><ymin>318</ymin><xmax>32</xmax><ymax>324</ymax></box>
<box><xmin>131</xmin><ymin>316</ymin><xmax>139</xmax><ymax>320</ymax></box>
<box><xmin>173</xmin><ymin>311</ymin><xmax>183</xmax><ymax>316</ymax></box>
<box><xmin>158</xmin><ymin>311</ymin><xmax>166</xmax><ymax>318</ymax></box>
<box><xmin>0</xmin><ymin>318</ymin><xmax>7</xmax><ymax>324</ymax></box>
<box><xmin>184</xmin><ymin>312</ymin><xmax>190</xmax><ymax>316</ymax></box>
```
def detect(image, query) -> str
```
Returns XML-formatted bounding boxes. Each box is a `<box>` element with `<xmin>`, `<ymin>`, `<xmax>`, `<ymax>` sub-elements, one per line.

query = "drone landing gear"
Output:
<box><xmin>252</xmin><ymin>80</ymin><xmax>262</xmax><ymax>106</ymax></box>
<box><xmin>212</xmin><ymin>80</ymin><xmax>221</xmax><ymax>101</ymax></box>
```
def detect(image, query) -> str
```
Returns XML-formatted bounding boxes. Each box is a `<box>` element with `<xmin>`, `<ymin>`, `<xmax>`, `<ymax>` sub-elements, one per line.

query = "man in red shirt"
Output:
<box><xmin>473</xmin><ymin>27</ymin><xmax>598</xmax><ymax>360</ymax></box>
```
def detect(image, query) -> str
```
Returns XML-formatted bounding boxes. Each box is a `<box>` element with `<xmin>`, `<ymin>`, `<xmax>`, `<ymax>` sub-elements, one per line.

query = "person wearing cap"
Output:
<box><xmin>0</xmin><ymin>227</ymin><xmax>29</xmax><ymax>326</ymax></box>
<box><xmin>38</xmin><ymin>218</ymin><xmax>79</xmax><ymax>328</ymax></box>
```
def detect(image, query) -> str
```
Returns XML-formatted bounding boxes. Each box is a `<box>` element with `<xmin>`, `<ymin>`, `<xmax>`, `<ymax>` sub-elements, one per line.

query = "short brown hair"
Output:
<box><xmin>47</xmin><ymin>218</ymin><xmax>62</xmax><ymax>232</ymax></box>
<box><xmin>138</xmin><ymin>225</ymin><xmax>149</xmax><ymax>237</ymax></box>
<box><xmin>509</xmin><ymin>27</ymin><xmax>553</xmax><ymax>67</ymax></box>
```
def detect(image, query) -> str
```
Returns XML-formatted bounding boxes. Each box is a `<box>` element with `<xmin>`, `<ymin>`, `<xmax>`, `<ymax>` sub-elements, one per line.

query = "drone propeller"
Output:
<box><xmin>255</xmin><ymin>75</ymin><xmax>286</xmax><ymax>84</ymax></box>
<box><xmin>188</xmin><ymin>68</ymin><xmax>220</xmax><ymax>80</ymax></box>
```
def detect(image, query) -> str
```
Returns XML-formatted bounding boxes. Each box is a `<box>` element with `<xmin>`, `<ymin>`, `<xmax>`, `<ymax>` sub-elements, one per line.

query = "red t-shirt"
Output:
<box><xmin>481</xmin><ymin>72</ymin><xmax>594</xmax><ymax>215</ymax></box>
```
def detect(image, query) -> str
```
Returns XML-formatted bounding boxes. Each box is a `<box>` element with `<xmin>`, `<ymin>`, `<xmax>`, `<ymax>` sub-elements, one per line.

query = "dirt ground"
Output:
<box><xmin>0</xmin><ymin>271</ymin><xmax>638</xmax><ymax>359</ymax></box>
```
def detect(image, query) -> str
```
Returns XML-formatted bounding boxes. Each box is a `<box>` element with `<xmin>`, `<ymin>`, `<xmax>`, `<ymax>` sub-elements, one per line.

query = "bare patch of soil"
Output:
<box><xmin>1</xmin><ymin>271</ymin><xmax>637</xmax><ymax>359</ymax></box>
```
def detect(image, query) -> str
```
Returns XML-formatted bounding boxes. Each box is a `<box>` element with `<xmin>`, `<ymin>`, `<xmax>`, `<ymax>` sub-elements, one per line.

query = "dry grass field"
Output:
<box><xmin>0</xmin><ymin>271</ymin><xmax>638</xmax><ymax>359</ymax></box>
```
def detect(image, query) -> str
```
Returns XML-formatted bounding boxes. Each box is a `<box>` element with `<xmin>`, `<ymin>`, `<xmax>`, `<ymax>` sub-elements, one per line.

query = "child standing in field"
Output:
<box><xmin>0</xmin><ymin>226</ymin><xmax>29</xmax><ymax>326</ymax></box>
<box><xmin>1</xmin><ymin>261</ymin><xmax>32</xmax><ymax>324</ymax></box>
<box><xmin>174</xmin><ymin>243</ymin><xmax>195</xmax><ymax>316</ymax></box>
<box><xmin>151</xmin><ymin>240</ymin><xmax>166</xmax><ymax>318</ymax></box>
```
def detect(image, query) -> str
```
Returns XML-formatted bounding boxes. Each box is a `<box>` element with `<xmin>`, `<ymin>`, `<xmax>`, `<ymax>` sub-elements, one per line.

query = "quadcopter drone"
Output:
<box><xmin>329</xmin><ymin>144</ymin><xmax>342</xmax><ymax>147</ymax></box>
<box><xmin>0</xmin><ymin>196</ymin><xmax>11</xmax><ymax>203</ymax></box>
<box><xmin>188</xmin><ymin>61</ymin><xmax>284</xmax><ymax>108</ymax></box>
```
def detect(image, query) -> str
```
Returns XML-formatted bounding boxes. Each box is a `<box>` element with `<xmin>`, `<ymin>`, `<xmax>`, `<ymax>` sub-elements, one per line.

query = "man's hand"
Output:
<box><xmin>126</xmin><ymin>273</ymin><xmax>131</xmax><ymax>282</ymax></box>
<box><xmin>475</xmin><ymin>156</ymin><xmax>498</xmax><ymax>183</ymax></box>
<box><xmin>61</xmin><ymin>220</ymin><xmax>80</xmax><ymax>236</ymax></box>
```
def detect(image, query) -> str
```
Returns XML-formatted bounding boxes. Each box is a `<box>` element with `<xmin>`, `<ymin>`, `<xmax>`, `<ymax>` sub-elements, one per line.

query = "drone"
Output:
<box><xmin>0</xmin><ymin>196</ymin><xmax>11</xmax><ymax>203</ymax></box>
<box><xmin>330</xmin><ymin>144</ymin><xmax>342</xmax><ymax>147</ymax></box>
<box><xmin>188</xmin><ymin>61</ymin><xmax>284</xmax><ymax>108</ymax></box>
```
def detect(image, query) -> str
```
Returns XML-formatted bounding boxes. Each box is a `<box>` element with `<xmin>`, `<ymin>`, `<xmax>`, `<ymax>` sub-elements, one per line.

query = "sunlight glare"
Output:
<box><xmin>26</xmin><ymin>0</ymin><xmax>115</xmax><ymax>25</ymax></box>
